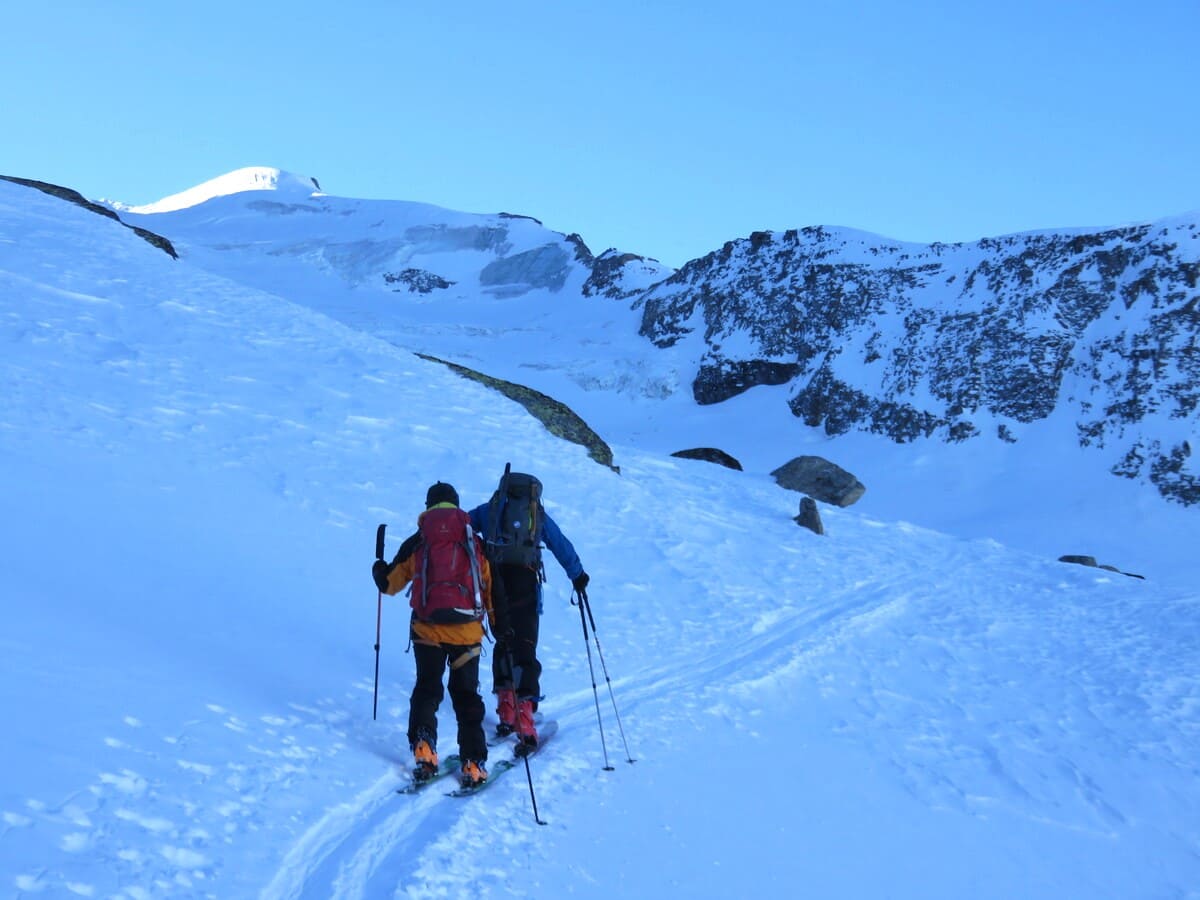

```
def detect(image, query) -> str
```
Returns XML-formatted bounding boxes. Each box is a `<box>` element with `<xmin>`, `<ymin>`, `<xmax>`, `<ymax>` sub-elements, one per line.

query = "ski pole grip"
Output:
<box><xmin>376</xmin><ymin>523</ymin><xmax>387</xmax><ymax>561</ymax></box>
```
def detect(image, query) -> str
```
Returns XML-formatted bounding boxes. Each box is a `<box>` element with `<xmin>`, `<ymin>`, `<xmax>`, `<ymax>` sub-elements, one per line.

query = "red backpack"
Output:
<box><xmin>410</xmin><ymin>507</ymin><xmax>485</xmax><ymax>624</ymax></box>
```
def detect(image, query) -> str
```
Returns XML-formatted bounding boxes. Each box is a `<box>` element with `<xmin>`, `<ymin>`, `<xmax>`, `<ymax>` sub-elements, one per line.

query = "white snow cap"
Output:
<box><xmin>127</xmin><ymin>167</ymin><xmax>323</xmax><ymax>214</ymax></box>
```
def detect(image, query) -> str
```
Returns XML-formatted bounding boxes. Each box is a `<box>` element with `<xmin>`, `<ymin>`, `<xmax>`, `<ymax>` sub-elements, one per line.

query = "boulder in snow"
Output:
<box><xmin>771</xmin><ymin>455</ymin><xmax>866</xmax><ymax>507</ymax></box>
<box><xmin>795</xmin><ymin>497</ymin><xmax>825</xmax><ymax>535</ymax></box>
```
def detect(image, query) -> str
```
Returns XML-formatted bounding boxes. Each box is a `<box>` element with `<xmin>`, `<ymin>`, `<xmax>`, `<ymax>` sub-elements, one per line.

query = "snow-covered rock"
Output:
<box><xmin>635</xmin><ymin>221</ymin><xmax>1200</xmax><ymax>504</ymax></box>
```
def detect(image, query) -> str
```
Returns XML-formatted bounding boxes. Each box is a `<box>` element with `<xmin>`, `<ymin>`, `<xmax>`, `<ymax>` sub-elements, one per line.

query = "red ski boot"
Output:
<box><xmin>495</xmin><ymin>687</ymin><xmax>517</xmax><ymax>737</ymax></box>
<box><xmin>514</xmin><ymin>698</ymin><xmax>538</xmax><ymax>755</ymax></box>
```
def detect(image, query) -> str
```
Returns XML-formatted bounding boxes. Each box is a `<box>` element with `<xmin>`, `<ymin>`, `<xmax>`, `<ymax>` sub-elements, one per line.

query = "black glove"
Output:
<box><xmin>572</xmin><ymin>571</ymin><xmax>590</xmax><ymax>601</ymax></box>
<box><xmin>372</xmin><ymin>559</ymin><xmax>390</xmax><ymax>592</ymax></box>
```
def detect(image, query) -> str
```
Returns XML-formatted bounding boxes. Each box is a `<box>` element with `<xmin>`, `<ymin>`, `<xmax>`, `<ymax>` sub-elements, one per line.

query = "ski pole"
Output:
<box><xmin>373</xmin><ymin>523</ymin><xmax>386</xmax><ymax>721</ymax></box>
<box><xmin>503</xmin><ymin>638</ymin><xmax>547</xmax><ymax>825</ymax></box>
<box><xmin>579</xmin><ymin>590</ymin><xmax>636</xmax><ymax>764</ymax></box>
<box><xmin>518</xmin><ymin>749</ymin><xmax>547</xmax><ymax>826</ymax></box>
<box><xmin>575</xmin><ymin>591</ymin><xmax>615</xmax><ymax>771</ymax></box>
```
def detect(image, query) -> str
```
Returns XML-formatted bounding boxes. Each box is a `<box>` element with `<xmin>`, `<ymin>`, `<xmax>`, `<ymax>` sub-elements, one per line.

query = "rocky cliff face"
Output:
<box><xmin>634</xmin><ymin>220</ymin><xmax>1200</xmax><ymax>504</ymax></box>
<box><xmin>568</xmin><ymin>235</ymin><xmax>675</xmax><ymax>301</ymax></box>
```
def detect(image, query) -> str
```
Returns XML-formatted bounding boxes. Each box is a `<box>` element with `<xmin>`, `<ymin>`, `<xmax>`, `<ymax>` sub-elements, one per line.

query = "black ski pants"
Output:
<box><xmin>491</xmin><ymin>564</ymin><xmax>543</xmax><ymax>702</ymax></box>
<box><xmin>407</xmin><ymin>639</ymin><xmax>487</xmax><ymax>763</ymax></box>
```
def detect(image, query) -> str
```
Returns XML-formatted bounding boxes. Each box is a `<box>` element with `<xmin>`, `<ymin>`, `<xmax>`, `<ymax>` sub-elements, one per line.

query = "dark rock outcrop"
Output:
<box><xmin>633</xmin><ymin>220</ymin><xmax>1200</xmax><ymax>504</ymax></box>
<box><xmin>771</xmin><ymin>456</ymin><xmax>866</xmax><ymax>507</ymax></box>
<box><xmin>416</xmin><ymin>353</ymin><xmax>617</xmax><ymax>471</ymax></box>
<box><xmin>670</xmin><ymin>448</ymin><xmax>743</xmax><ymax>470</ymax></box>
<box><xmin>1058</xmin><ymin>554</ymin><xmax>1145</xmax><ymax>580</ymax></box>
<box><xmin>580</xmin><ymin>246</ymin><xmax>673</xmax><ymax>301</ymax></box>
<box><xmin>1</xmin><ymin>175</ymin><xmax>178</xmax><ymax>258</ymax></box>
<box><xmin>383</xmin><ymin>268</ymin><xmax>455</xmax><ymax>293</ymax></box>
<box><xmin>694</xmin><ymin>359</ymin><xmax>802</xmax><ymax>405</ymax></box>
<box><xmin>498</xmin><ymin>211</ymin><xmax>543</xmax><ymax>225</ymax></box>
<box><xmin>795</xmin><ymin>497</ymin><xmax>825</xmax><ymax>535</ymax></box>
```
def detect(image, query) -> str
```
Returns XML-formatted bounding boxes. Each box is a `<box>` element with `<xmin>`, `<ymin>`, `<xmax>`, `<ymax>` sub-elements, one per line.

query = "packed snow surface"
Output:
<box><xmin>2</xmin><ymin>176</ymin><xmax>1198</xmax><ymax>898</ymax></box>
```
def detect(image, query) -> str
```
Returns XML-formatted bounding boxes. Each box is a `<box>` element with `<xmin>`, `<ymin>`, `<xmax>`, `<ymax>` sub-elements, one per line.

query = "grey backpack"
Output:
<box><xmin>485</xmin><ymin>470</ymin><xmax>543</xmax><ymax>567</ymax></box>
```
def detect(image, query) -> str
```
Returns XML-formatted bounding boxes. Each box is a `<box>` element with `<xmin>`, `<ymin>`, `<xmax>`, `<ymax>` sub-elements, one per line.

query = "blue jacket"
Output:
<box><xmin>467</xmin><ymin>502</ymin><xmax>584</xmax><ymax>581</ymax></box>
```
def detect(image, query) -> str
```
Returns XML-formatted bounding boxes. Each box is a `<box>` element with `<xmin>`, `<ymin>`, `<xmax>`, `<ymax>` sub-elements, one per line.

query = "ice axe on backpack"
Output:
<box><xmin>372</xmin><ymin>523</ymin><xmax>386</xmax><ymax>721</ymax></box>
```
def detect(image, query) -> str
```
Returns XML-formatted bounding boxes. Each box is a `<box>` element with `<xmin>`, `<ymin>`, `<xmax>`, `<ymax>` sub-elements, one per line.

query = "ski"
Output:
<box><xmin>396</xmin><ymin>754</ymin><xmax>461</xmax><ymax>794</ymax></box>
<box><xmin>488</xmin><ymin>725</ymin><xmax>515</xmax><ymax>746</ymax></box>
<box><xmin>446</xmin><ymin>720</ymin><xmax>557</xmax><ymax>797</ymax></box>
<box><xmin>446</xmin><ymin>757</ymin><xmax>518</xmax><ymax>796</ymax></box>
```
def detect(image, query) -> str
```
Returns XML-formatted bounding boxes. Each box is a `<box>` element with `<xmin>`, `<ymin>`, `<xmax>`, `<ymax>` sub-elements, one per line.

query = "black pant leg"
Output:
<box><xmin>492</xmin><ymin>637</ymin><xmax>514</xmax><ymax>690</ymax></box>
<box><xmin>510</xmin><ymin>600</ymin><xmax>542</xmax><ymax>700</ymax></box>
<box><xmin>446</xmin><ymin>646</ymin><xmax>487</xmax><ymax>762</ymax></box>
<box><xmin>408</xmin><ymin>641</ymin><xmax>447</xmax><ymax>750</ymax></box>
<box><xmin>495</xmin><ymin>564</ymin><xmax>544</xmax><ymax>699</ymax></box>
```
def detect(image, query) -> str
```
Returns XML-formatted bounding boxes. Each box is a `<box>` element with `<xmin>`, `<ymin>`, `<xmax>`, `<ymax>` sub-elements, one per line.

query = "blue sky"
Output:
<box><xmin>5</xmin><ymin>0</ymin><xmax>1198</xmax><ymax>267</ymax></box>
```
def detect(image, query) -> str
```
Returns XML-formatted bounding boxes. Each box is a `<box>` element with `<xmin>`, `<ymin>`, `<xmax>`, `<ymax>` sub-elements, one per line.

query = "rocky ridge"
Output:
<box><xmin>632</xmin><ymin>221</ymin><xmax>1200</xmax><ymax>504</ymax></box>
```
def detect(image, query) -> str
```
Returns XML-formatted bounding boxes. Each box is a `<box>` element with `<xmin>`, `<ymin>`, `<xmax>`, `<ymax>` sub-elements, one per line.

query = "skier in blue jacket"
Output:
<box><xmin>468</xmin><ymin>472</ymin><xmax>589</xmax><ymax>751</ymax></box>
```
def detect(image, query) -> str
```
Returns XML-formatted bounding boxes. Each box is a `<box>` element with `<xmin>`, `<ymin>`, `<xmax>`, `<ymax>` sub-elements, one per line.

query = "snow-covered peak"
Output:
<box><xmin>122</xmin><ymin>166</ymin><xmax>323</xmax><ymax>214</ymax></box>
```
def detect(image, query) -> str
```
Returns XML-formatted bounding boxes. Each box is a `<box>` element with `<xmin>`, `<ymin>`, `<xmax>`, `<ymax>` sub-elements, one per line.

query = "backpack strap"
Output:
<box><xmin>449</xmin><ymin>646</ymin><xmax>482</xmax><ymax>670</ymax></box>
<box><xmin>487</xmin><ymin>493</ymin><xmax>505</xmax><ymax>548</ymax></box>
<box><xmin>464</xmin><ymin>522</ymin><xmax>484</xmax><ymax>619</ymax></box>
<box><xmin>417</xmin><ymin>534</ymin><xmax>429</xmax><ymax>616</ymax></box>
<box><xmin>486</xmin><ymin>463</ymin><xmax>513</xmax><ymax>554</ymax></box>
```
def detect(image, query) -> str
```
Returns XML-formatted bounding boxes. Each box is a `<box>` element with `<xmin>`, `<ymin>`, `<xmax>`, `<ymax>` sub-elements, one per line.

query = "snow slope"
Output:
<box><xmin>116</xmin><ymin>171</ymin><xmax>1200</xmax><ymax>589</ymax></box>
<box><xmin>2</xmin><ymin>176</ymin><xmax>1199</xmax><ymax>898</ymax></box>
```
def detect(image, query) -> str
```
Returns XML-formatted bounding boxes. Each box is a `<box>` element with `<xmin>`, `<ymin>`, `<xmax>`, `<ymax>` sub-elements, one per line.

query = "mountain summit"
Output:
<box><xmin>117</xmin><ymin>166</ymin><xmax>323</xmax><ymax>214</ymax></box>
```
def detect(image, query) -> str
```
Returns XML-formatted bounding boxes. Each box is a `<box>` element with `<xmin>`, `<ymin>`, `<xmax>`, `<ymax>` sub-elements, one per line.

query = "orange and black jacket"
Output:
<box><xmin>379</xmin><ymin>502</ymin><xmax>495</xmax><ymax>646</ymax></box>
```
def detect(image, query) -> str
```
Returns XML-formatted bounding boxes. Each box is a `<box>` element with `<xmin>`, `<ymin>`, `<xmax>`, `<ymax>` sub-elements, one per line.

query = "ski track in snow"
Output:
<box><xmin>10</xmin><ymin>466</ymin><xmax>1197</xmax><ymax>899</ymax></box>
<box><xmin>267</xmin><ymin>526</ymin><xmax>1197</xmax><ymax>897</ymax></box>
<box><xmin>16</xmin><ymin>539</ymin><xmax>1185</xmax><ymax>898</ymax></box>
<box><xmin>0</xmin><ymin>538</ymin><xmax>934</xmax><ymax>896</ymax></box>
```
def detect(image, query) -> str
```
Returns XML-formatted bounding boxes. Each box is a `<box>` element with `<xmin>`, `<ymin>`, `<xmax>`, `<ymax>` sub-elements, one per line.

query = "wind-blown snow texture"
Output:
<box><xmin>2</xmin><ymin>171</ymin><xmax>1198</xmax><ymax>898</ymax></box>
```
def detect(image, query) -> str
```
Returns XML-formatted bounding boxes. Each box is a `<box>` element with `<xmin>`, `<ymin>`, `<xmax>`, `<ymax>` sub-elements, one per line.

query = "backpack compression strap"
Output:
<box><xmin>464</xmin><ymin>522</ymin><xmax>484</xmax><ymax>618</ymax></box>
<box><xmin>417</xmin><ymin>536</ymin><xmax>429</xmax><ymax>614</ymax></box>
<box><xmin>487</xmin><ymin>463</ymin><xmax>513</xmax><ymax>550</ymax></box>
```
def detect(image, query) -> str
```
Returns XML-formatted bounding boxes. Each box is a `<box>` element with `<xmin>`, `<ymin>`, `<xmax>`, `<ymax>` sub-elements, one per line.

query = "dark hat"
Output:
<box><xmin>425</xmin><ymin>481</ymin><xmax>459</xmax><ymax>508</ymax></box>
